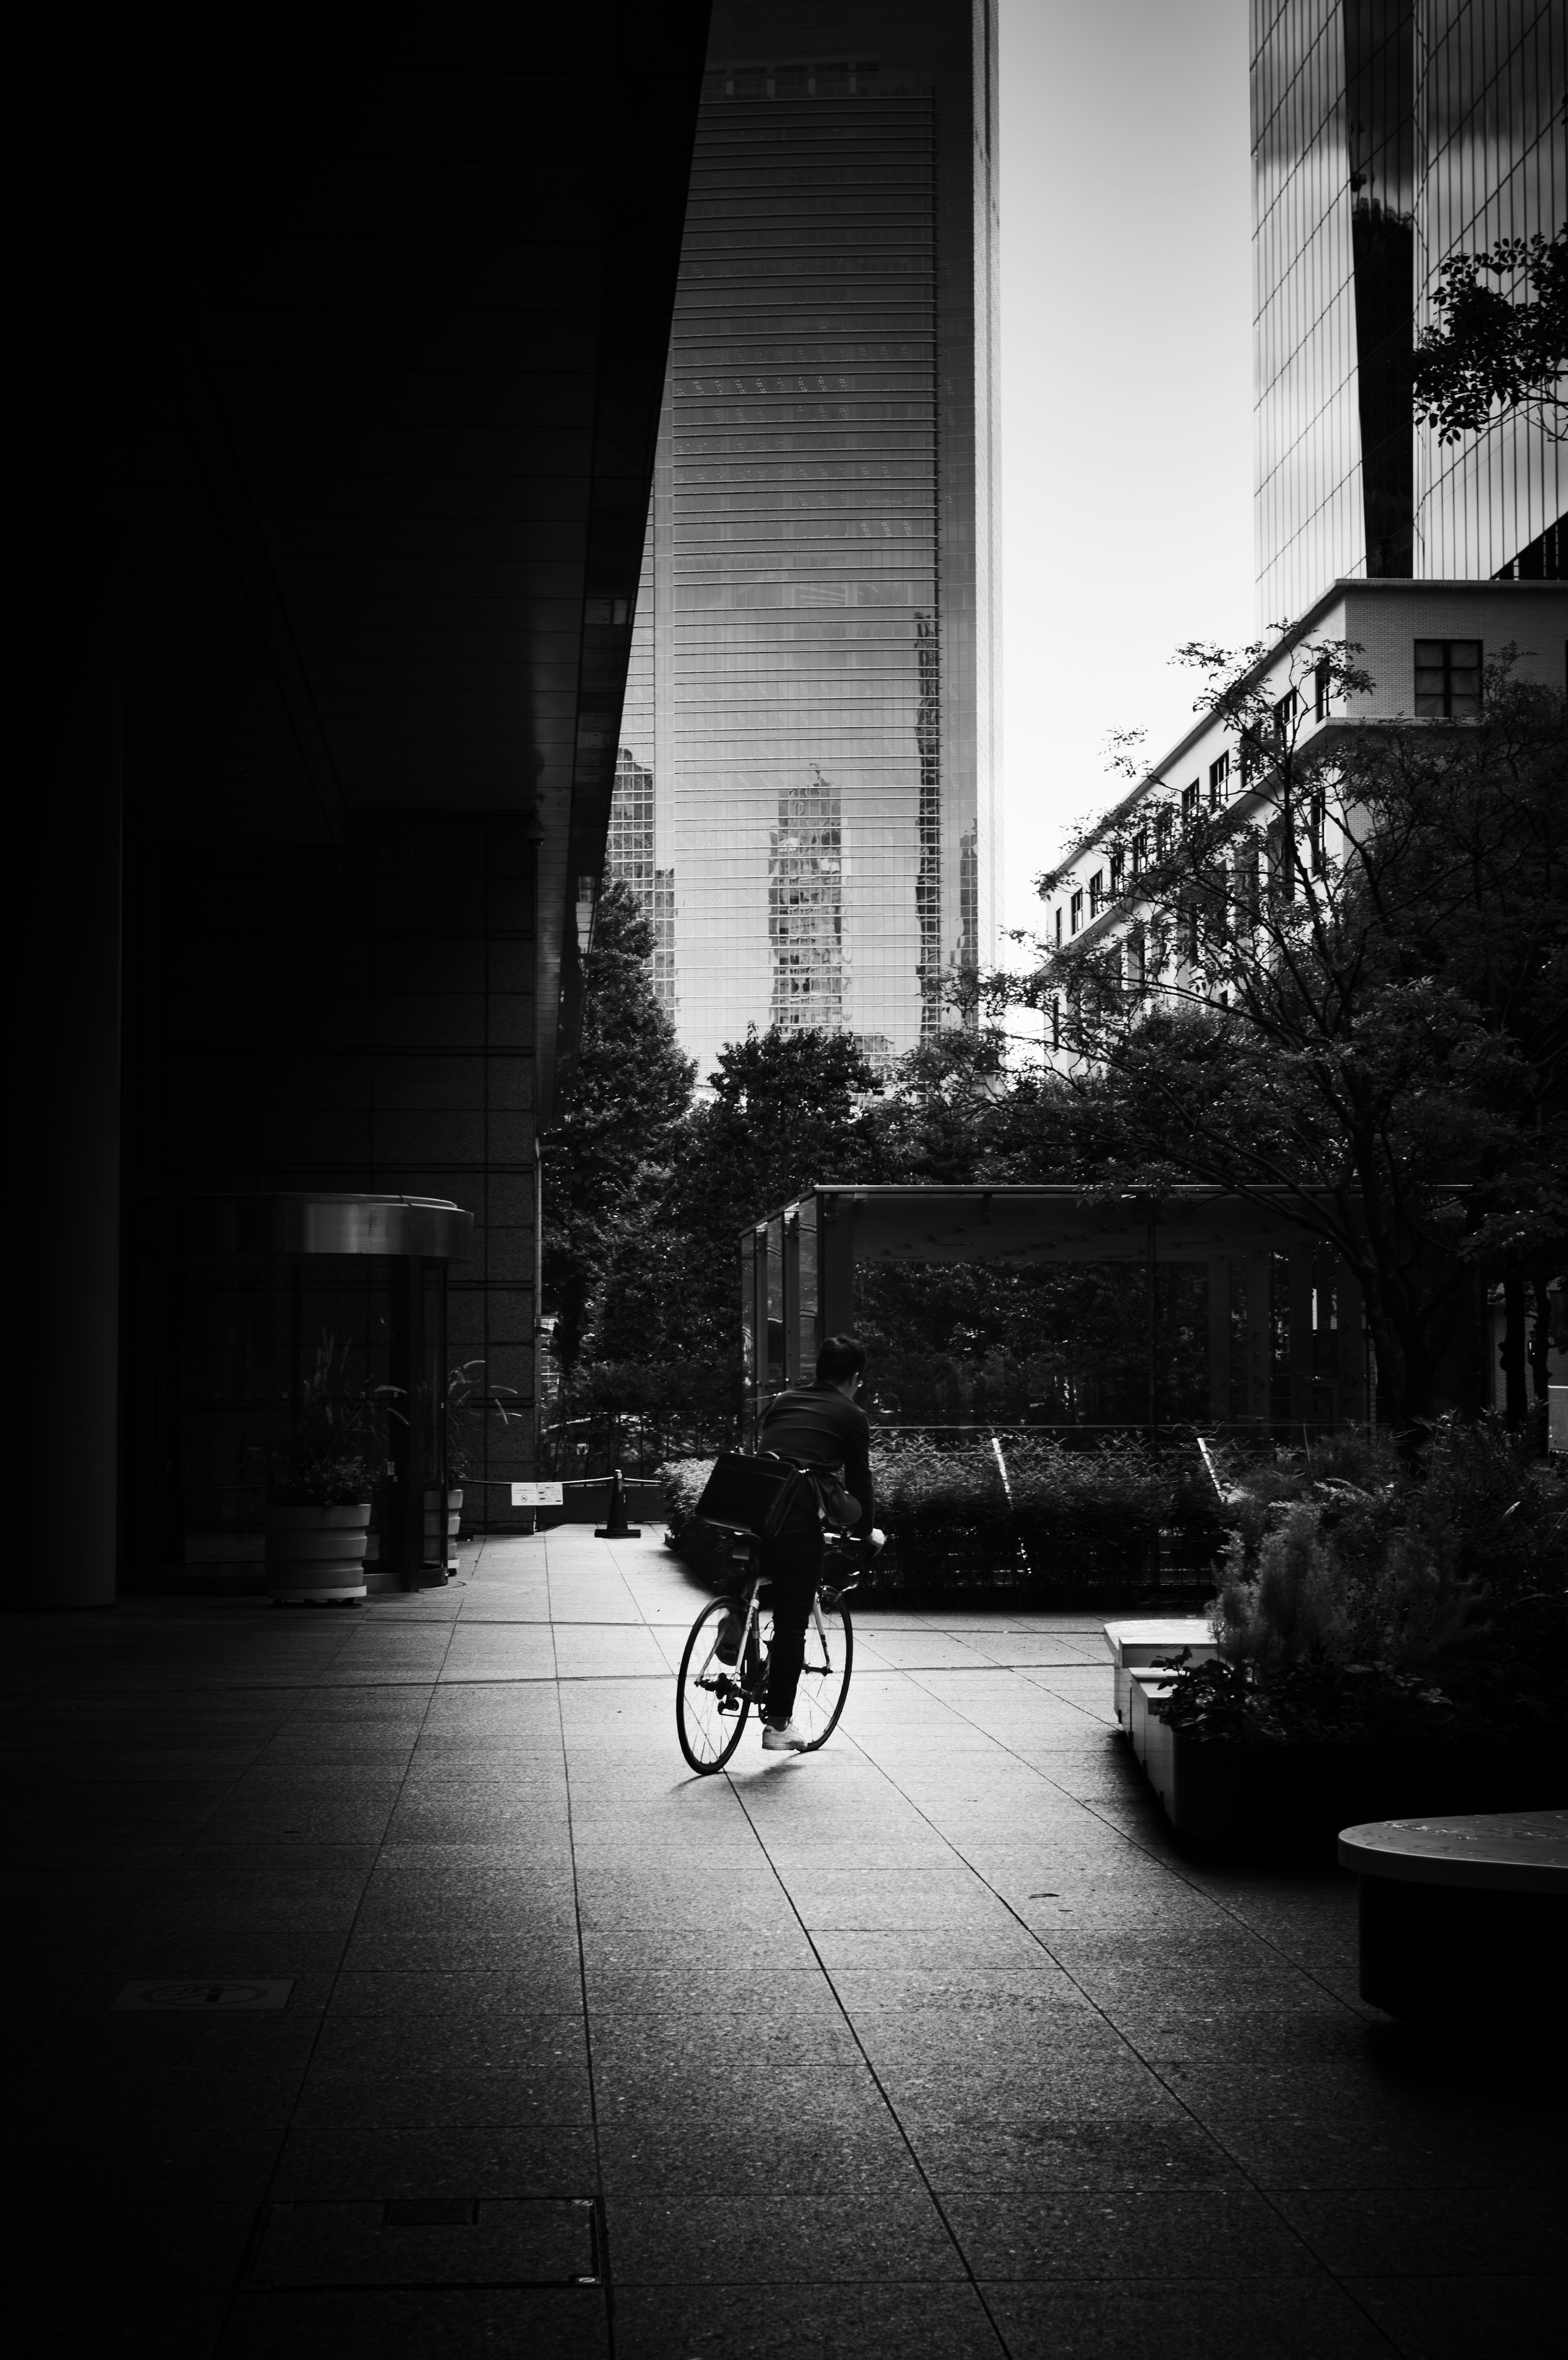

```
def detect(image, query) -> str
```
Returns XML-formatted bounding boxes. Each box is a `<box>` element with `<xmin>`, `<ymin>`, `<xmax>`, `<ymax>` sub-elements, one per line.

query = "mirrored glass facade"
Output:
<box><xmin>1252</xmin><ymin>1</ymin><xmax>1561</xmax><ymax>626</ymax></box>
<box><xmin>1414</xmin><ymin>0</ymin><xmax>1564</xmax><ymax>578</ymax></box>
<box><xmin>609</xmin><ymin>1</ymin><xmax>1000</xmax><ymax>1079</ymax></box>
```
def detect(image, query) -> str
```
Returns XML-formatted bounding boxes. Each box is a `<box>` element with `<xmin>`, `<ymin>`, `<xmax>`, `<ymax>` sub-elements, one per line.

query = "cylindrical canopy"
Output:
<box><xmin>167</xmin><ymin>1193</ymin><xmax>473</xmax><ymax>1262</ymax></box>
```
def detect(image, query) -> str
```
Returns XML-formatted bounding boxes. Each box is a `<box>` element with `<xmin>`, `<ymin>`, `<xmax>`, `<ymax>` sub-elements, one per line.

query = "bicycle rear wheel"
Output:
<box><xmin>790</xmin><ymin>1595</ymin><xmax>853</xmax><ymax>1751</ymax></box>
<box><xmin>676</xmin><ymin>1599</ymin><xmax>751</xmax><ymax>1774</ymax></box>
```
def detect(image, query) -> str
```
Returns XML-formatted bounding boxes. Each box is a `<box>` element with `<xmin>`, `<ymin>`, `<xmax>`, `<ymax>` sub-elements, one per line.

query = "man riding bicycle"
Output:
<box><xmin>720</xmin><ymin>1333</ymin><xmax>874</xmax><ymax>1753</ymax></box>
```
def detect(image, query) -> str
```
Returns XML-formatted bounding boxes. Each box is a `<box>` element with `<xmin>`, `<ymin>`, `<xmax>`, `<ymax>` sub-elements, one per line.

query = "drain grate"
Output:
<box><xmin>114</xmin><ymin>1979</ymin><xmax>294</xmax><ymax>2011</ymax></box>
<box><xmin>250</xmin><ymin>2198</ymin><xmax>601</xmax><ymax>2289</ymax></box>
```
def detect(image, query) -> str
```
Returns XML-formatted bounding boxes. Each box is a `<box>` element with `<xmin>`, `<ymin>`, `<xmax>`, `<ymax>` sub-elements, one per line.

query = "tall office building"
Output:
<box><xmin>1252</xmin><ymin>0</ymin><xmax>1562</xmax><ymax>626</ymax></box>
<box><xmin>609</xmin><ymin>0</ymin><xmax>1000</xmax><ymax>1077</ymax></box>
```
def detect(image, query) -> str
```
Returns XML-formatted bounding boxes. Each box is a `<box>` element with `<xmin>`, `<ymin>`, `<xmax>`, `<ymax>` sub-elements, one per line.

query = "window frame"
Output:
<box><xmin>1413</xmin><ymin>638</ymin><xmax>1483</xmax><ymax>720</ymax></box>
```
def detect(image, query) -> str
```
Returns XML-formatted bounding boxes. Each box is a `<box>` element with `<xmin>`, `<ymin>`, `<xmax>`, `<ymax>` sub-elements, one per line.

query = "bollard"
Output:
<box><xmin>594</xmin><ymin>1466</ymin><xmax>642</xmax><ymax>1539</ymax></box>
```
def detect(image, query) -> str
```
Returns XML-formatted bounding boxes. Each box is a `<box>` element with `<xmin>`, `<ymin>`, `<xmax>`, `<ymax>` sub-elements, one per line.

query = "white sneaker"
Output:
<box><xmin>762</xmin><ymin>1718</ymin><xmax>809</xmax><ymax>1752</ymax></box>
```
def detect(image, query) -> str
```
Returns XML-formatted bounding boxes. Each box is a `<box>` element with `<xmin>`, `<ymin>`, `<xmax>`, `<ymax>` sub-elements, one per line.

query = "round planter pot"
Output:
<box><xmin>423</xmin><ymin>1487</ymin><xmax>463</xmax><ymax>1564</ymax></box>
<box><xmin>267</xmin><ymin>1503</ymin><xmax>372</xmax><ymax>1603</ymax></box>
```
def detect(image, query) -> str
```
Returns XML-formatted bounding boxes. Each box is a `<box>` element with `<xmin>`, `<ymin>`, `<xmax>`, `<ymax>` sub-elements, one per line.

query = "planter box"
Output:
<box><xmin>1104</xmin><ymin>1618</ymin><xmax>1216</xmax><ymax>1725</ymax></box>
<box><xmin>1150</xmin><ymin>1723</ymin><xmax>1561</xmax><ymax>1856</ymax></box>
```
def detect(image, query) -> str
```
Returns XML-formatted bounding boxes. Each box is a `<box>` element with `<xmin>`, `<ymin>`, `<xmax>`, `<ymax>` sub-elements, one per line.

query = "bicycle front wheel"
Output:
<box><xmin>676</xmin><ymin>1599</ymin><xmax>751</xmax><ymax>1774</ymax></box>
<box><xmin>791</xmin><ymin>1595</ymin><xmax>854</xmax><ymax>1751</ymax></box>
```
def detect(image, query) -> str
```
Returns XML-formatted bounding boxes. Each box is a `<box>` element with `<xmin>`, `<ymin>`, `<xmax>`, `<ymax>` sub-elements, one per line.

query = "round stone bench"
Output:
<box><xmin>1338</xmin><ymin>1810</ymin><xmax>1568</xmax><ymax>2021</ymax></box>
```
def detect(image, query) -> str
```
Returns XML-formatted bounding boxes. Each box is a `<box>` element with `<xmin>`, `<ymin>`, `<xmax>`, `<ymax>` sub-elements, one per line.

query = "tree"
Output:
<box><xmin>592</xmin><ymin>1025</ymin><xmax>885</xmax><ymax>1412</ymax></box>
<box><xmin>1412</xmin><ymin>219</ymin><xmax>1567</xmax><ymax>444</ymax></box>
<box><xmin>541</xmin><ymin>875</ymin><xmax>695</xmax><ymax>1375</ymax></box>
<box><xmin>990</xmin><ymin>640</ymin><xmax>1568</xmax><ymax>1433</ymax></box>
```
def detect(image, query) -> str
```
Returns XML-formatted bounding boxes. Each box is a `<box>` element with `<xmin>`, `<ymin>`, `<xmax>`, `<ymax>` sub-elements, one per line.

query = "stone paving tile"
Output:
<box><xmin>612</xmin><ymin>2282</ymin><xmax>1006</xmax><ymax>2359</ymax></box>
<box><xmin>884</xmin><ymin>2050</ymin><xmax>1192</xmax><ymax>2123</ymax></box>
<box><xmin>272</xmin><ymin>2123</ymin><xmax>597</xmax><ymax>2199</ymax></box>
<box><xmin>906</xmin><ymin>2116</ymin><xmax>1244</xmax><ymax>2193</ymax></box>
<box><xmin>595</xmin><ymin>2116</ymin><xmax>916</xmax><ymax>2195</ymax></box>
<box><xmin>15</xmin><ymin>1528</ymin><xmax>1565</xmax><ymax>2357</ymax></box>
<box><xmin>1213</xmin><ymin>2110</ymin><xmax>1566</xmax><ymax>2191</ymax></box>
<box><xmin>220</xmin><ymin>2288</ymin><xmax>608</xmax><ymax>2360</ymax></box>
<box><xmin>1339</xmin><ymin>2275</ymin><xmax>1560</xmax><ymax>2359</ymax></box>
<box><xmin>981</xmin><ymin>2278</ymin><xmax>1393</xmax><ymax>2359</ymax></box>
<box><xmin>1272</xmin><ymin>2185</ymin><xmax>1567</xmax><ymax>2274</ymax></box>
<box><xmin>947</xmin><ymin>2185</ymin><xmax>1326</xmax><ymax>2280</ymax></box>
<box><xmin>606</xmin><ymin>2183</ymin><xmax>966</xmax><ymax>2284</ymax></box>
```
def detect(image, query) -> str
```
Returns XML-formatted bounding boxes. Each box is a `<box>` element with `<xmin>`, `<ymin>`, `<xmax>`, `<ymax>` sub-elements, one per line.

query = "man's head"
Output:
<box><xmin>815</xmin><ymin>1333</ymin><xmax>866</xmax><ymax>1398</ymax></box>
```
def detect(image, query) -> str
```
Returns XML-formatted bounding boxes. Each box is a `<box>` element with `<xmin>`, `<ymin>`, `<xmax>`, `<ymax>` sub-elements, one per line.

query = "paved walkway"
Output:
<box><xmin>9</xmin><ymin>1531</ymin><xmax>1559</xmax><ymax>2358</ymax></box>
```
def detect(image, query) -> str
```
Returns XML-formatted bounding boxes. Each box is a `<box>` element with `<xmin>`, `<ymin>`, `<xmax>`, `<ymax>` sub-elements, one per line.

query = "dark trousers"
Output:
<box><xmin>761</xmin><ymin>1524</ymin><xmax>823</xmax><ymax>1725</ymax></box>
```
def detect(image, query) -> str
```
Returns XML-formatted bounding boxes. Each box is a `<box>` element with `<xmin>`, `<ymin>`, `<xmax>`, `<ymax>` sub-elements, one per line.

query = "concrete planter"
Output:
<box><xmin>423</xmin><ymin>1486</ymin><xmax>463</xmax><ymax>1573</ymax></box>
<box><xmin>1153</xmin><ymin>1723</ymin><xmax>1560</xmax><ymax>1857</ymax></box>
<box><xmin>266</xmin><ymin>1503</ymin><xmax>371</xmax><ymax>1603</ymax></box>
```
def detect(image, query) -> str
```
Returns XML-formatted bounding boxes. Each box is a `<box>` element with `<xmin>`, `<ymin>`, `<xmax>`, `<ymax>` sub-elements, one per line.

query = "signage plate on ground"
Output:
<box><xmin>114</xmin><ymin>1979</ymin><xmax>294</xmax><ymax>2011</ymax></box>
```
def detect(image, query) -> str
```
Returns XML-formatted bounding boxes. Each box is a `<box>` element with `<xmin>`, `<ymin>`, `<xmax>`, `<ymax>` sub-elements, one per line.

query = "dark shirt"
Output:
<box><xmin>758</xmin><ymin>1382</ymin><xmax>873</xmax><ymax>1539</ymax></box>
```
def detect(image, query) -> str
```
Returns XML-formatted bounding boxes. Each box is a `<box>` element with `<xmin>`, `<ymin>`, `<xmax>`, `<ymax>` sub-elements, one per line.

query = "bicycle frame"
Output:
<box><xmin>691</xmin><ymin>1563</ymin><xmax>847</xmax><ymax>1708</ymax></box>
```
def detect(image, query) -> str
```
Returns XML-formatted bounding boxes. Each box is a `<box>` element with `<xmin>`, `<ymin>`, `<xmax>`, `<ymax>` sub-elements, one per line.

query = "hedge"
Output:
<box><xmin>659</xmin><ymin>1437</ymin><xmax>1223</xmax><ymax>1604</ymax></box>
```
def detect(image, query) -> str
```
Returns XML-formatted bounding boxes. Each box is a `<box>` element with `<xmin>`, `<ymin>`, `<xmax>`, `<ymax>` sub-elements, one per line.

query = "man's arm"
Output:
<box><xmin>842</xmin><ymin>1403</ymin><xmax>873</xmax><ymax>1541</ymax></box>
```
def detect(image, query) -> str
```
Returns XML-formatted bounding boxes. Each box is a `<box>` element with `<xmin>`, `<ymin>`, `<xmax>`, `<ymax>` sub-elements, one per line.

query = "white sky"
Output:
<box><xmin>997</xmin><ymin>0</ymin><xmax>1256</xmax><ymax>948</ymax></box>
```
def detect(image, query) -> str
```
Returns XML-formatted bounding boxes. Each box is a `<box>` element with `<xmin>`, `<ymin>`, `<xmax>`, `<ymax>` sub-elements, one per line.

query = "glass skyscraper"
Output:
<box><xmin>609</xmin><ymin>0</ymin><xmax>1000</xmax><ymax>1078</ymax></box>
<box><xmin>1252</xmin><ymin>0</ymin><xmax>1561</xmax><ymax>625</ymax></box>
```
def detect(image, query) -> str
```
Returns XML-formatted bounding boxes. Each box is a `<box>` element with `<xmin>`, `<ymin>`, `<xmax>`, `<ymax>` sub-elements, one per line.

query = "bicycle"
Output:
<box><xmin>675</xmin><ymin>1535</ymin><xmax>858</xmax><ymax>1774</ymax></box>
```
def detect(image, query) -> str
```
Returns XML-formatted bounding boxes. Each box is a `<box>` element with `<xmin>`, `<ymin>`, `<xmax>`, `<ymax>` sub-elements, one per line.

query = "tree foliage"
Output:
<box><xmin>593</xmin><ymin>1025</ymin><xmax>884</xmax><ymax>1408</ymax></box>
<box><xmin>541</xmin><ymin>875</ymin><xmax>695</xmax><ymax>1375</ymax></box>
<box><xmin>989</xmin><ymin>640</ymin><xmax>1568</xmax><ymax>1430</ymax></box>
<box><xmin>1411</xmin><ymin>219</ymin><xmax>1567</xmax><ymax>444</ymax></box>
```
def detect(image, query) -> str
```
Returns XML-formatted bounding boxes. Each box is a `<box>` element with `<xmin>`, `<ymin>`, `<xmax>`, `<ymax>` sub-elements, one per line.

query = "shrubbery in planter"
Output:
<box><xmin>660</xmin><ymin>1433</ymin><xmax>1223</xmax><ymax>1602</ymax></box>
<box><xmin>1162</xmin><ymin>1419</ymin><xmax>1568</xmax><ymax>1755</ymax></box>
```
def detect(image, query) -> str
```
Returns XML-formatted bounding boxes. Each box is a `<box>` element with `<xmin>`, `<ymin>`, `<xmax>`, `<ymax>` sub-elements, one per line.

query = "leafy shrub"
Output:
<box><xmin>1165</xmin><ymin>1417</ymin><xmax>1568</xmax><ymax>1745</ymax></box>
<box><xmin>659</xmin><ymin>1435</ymin><xmax>1223</xmax><ymax>1601</ymax></box>
<box><xmin>270</xmin><ymin>1336</ymin><xmax>400</xmax><ymax>1507</ymax></box>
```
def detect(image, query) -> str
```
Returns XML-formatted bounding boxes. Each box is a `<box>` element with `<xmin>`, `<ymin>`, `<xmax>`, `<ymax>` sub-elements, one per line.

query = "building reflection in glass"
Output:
<box><xmin>610</xmin><ymin>2</ymin><xmax>1000</xmax><ymax>1078</ymax></box>
<box><xmin>1252</xmin><ymin>1</ymin><xmax>1560</xmax><ymax>626</ymax></box>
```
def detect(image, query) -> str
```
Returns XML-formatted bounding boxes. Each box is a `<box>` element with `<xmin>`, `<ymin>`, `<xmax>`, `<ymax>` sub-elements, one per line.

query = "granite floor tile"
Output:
<box><xmin>3</xmin><ymin>2200</ymin><xmax>256</xmax><ymax>2293</ymax></box>
<box><xmin>15</xmin><ymin>1541</ymin><xmax>1561</xmax><ymax>2360</ymax></box>
<box><xmin>606</xmin><ymin>2183</ymin><xmax>965</xmax><ymax>2284</ymax></box>
<box><xmin>906</xmin><ymin>2116</ymin><xmax>1243</xmax><ymax>2193</ymax></box>
<box><xmin>219</xmin><ymin>2288</ymin><xmax>608</xmax><ymax>2360</ymax></box>
<box><xmin>14</xmin><ymin>2295</ymin><xmax>227</xmax><ymax>2360</ymax></box>
<box><xmin>290</xmin><ymin>2063</ymin><xmax>592</xmax><ymax>2128</ymax></box>
<box><xmin>1272</xmin><ymin>2186</ymin><xmax>1567</xmax><ymax>2275</ymax></box>
<box><xmin>981</xmin><ymin>2277</ymin><xmax>1395</xmax><ymax>2359</ymax></box>
<box><xmin>880</xmin><ymin>2049</ymin><xmax>1189</xmax><ymax>2124</ymax></box>
<box><xmin>272</xmin><ymin>2124</ymin><xmax>597</xmax><ymax>2200</ymax></box>
<box><xmin>611</xmin><ymin>2282</ymin><xmax>1006</xmax><ymax>2360</ymax></box>
<box><xmin>946</xmin><ymin>2186</ymin><xmax>1323</xmax><ymax>2280</ymax></box>
<box><xmin>1340</xmin><ymin>2274</ymin><xmax>1561</xmax><ymax>2359</ymax></box>
<box><xmin>1213</xmin><ymin>2111</ymin><xmax>1565</xmax><ymax>2192</ymax></box>
<box><xmin>595</xmin><ymin>2117</ymin><xmax>916</xmax><ymax>2196</ymax></box>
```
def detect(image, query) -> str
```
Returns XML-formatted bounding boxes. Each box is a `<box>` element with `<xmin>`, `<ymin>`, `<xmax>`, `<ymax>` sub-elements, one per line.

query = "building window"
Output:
<box><xmin>1131</xmin><ymin>828</ymin><xmax>1147</xmax><ymax>876</ymax></box>
<box><xmin>1070</xmin><ymin>889</ymin><xmax>1083</xmax><ymax>934</ymax></box>
<box><xmin>1414</xmin><ymin>639</ymin><xmax>1482</xmax><ymax>718</ymax></box>
<box><xmin>1130</xmin><ymin>926</ymin><xmax>1146</xmax><ymax>996</ymax></box>
<box><xmin>1240</xmin><ymin>731</ymin><xmax>1264</xmax><ymax>786</ymax></box>
<box><xmin>1054</xmin><ymin>904</ymin><xmax>1063</xmax><ymax>947</ymax></box>
<box><xmin>1109</xmin><ymin>847</ymin><xmax>1125</xmax><ymax>895</ymax></box>
<box><xmin>1089</xmin><ymin>869</ymin><xmax>1105</xmax><ymax>917</ymax></box>
<box><xmin>1313</xmin><ymin>658</ymin><xmax>1330</xmax><ymax>721</ymax></box>
<box><xmin>1181</xmin><ymin>780</ymin><xmax>1200</xmax><ymax>827</ymax></box>
<box><xmin>1050</xmin><ymin>996</ymin><xmax>1060</xmax><ymax>1051</ymax></box>
<box><xmin>1208</xmin><ymin>751</ymin><xmax>1229</xmax><ymax>805</ymax></box>
<box><xmin>1155</xmin><ymin>807</ymin><xmax>1174</xmax><ymax>853</ymax></box>
<box><xmin>1273</xmin><ymin>689</ymin><xmax>1296</xmax><ymax>745</ymax></box>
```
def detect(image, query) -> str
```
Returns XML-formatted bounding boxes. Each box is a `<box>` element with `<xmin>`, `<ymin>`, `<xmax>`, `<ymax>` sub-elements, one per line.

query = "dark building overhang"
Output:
<box><xmin>10</xmin><ymin>9</ymin><xmax>712</xmax><ymax>1121</ymax></box>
